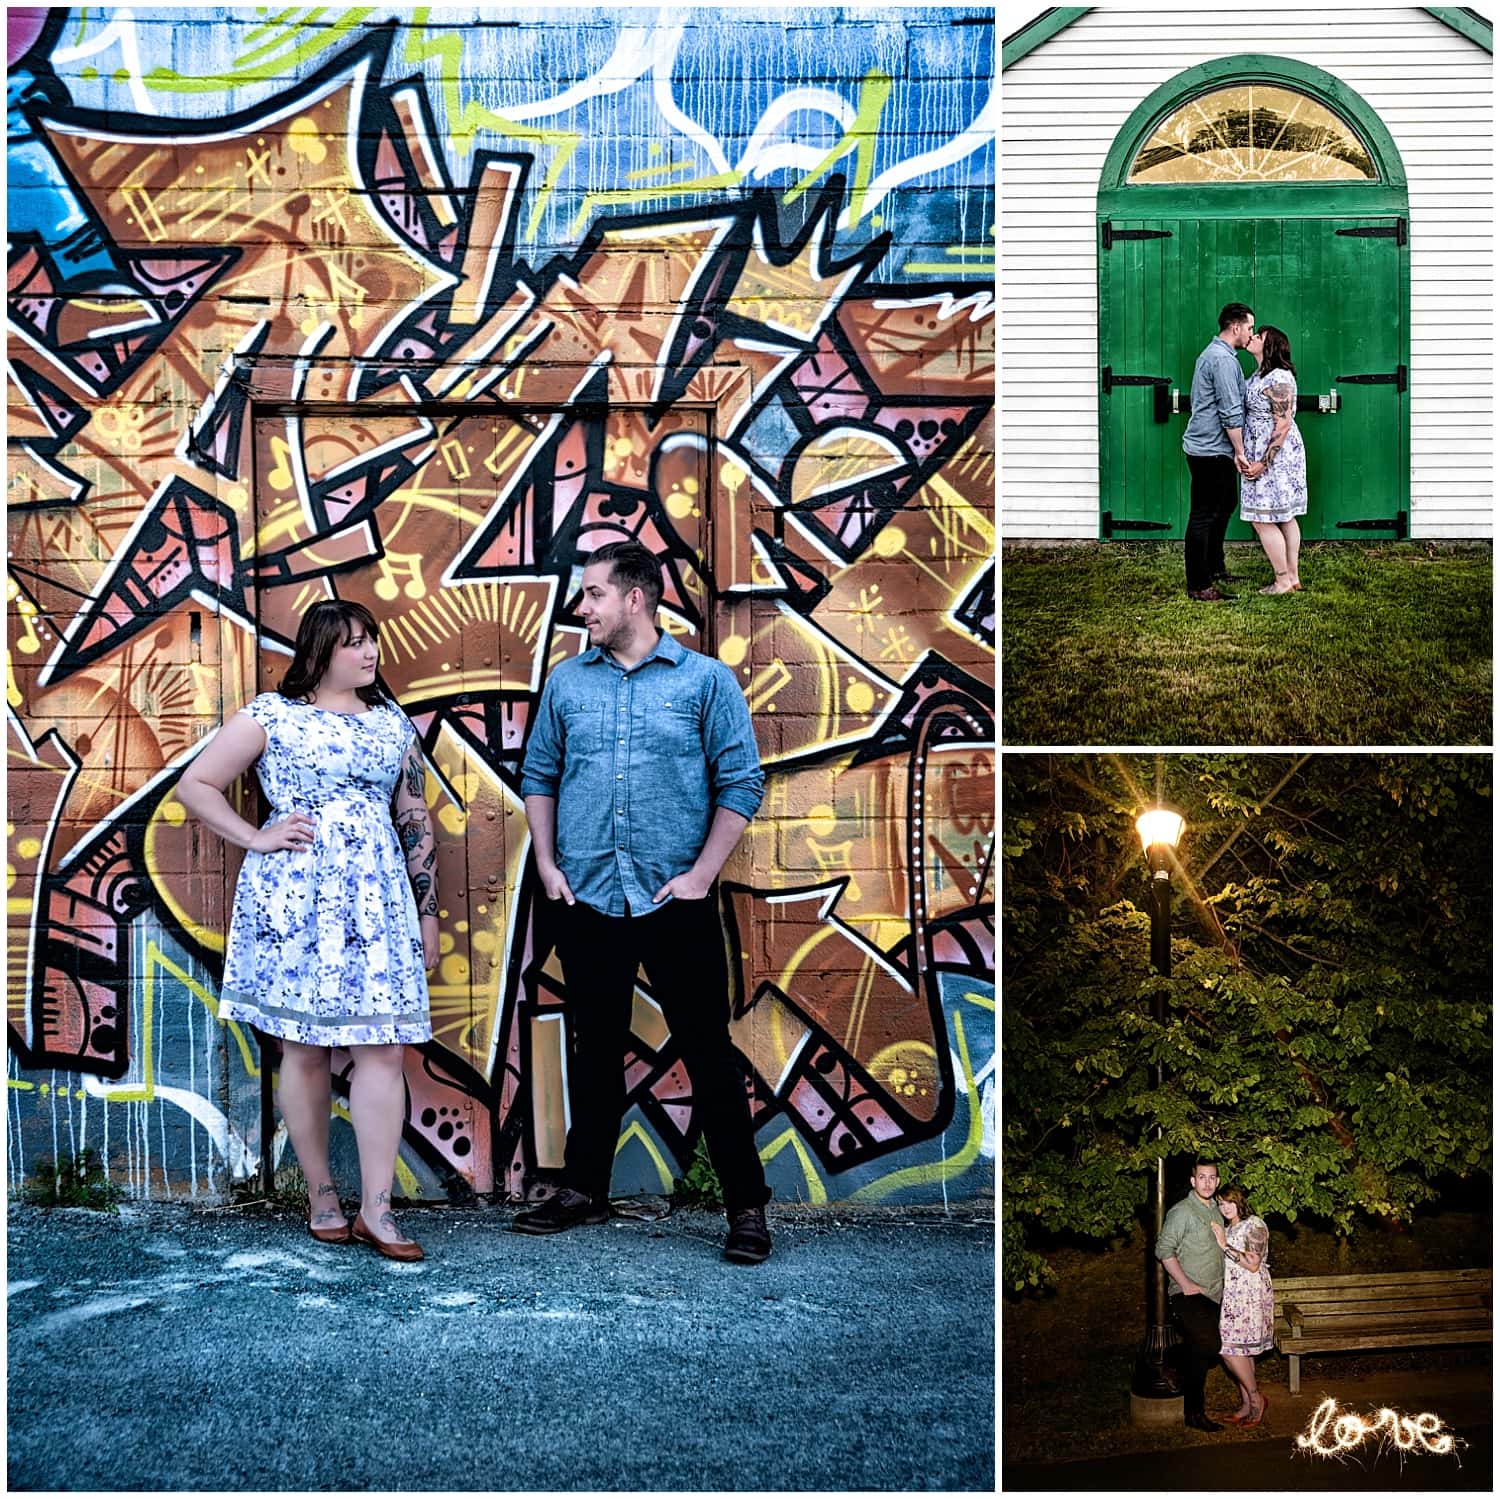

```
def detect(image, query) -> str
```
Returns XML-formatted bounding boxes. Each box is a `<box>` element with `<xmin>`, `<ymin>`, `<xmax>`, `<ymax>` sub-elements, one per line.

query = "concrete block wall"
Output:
<box><xmin>6</xmin><ymin>7</ymin><xmax>994</xmax><ymax>1205</ymax></box>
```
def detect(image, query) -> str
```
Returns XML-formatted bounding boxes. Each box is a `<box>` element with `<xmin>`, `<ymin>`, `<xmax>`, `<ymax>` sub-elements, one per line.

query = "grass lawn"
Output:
<box><xmin>1003</xmin><ymin>1212</ymin><xmax>1491</xmax><ymax>1468</ymax></box>
<box><xmin>1002</xmin><ymin>542</ymin><xmax>1492</xmax><ymax>746</ymax></box>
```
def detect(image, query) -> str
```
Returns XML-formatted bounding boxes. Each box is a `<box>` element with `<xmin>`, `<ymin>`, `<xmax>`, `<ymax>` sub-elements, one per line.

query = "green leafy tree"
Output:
<box><xmin>1003</xmin><ymin>755</ymin><xmax>1491</xmax><ymax>1294</ymax></box>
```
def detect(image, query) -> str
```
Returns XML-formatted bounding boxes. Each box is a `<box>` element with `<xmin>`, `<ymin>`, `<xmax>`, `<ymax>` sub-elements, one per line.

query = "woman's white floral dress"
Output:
<box><xmin>218</xmin><ymin>694</ymin><xmax>432</xmax><ymax>1046</ymax></box>
<box><xmin>1239</xmin><ymin>369</ymin><xmax>1308</xmax><ymax>523</ymax></box>
<box><xmin>1219</xmin><ymin>1214</ymin><xmax>1275</xmax><ymax>1356</ymax></box>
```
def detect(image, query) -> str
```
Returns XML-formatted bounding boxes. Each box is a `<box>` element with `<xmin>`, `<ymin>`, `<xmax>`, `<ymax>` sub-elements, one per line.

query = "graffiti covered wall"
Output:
<box><xmin>6</xmin><ymin>6</ymin><xmax>994</xmax><ymax>1205</ymax></box>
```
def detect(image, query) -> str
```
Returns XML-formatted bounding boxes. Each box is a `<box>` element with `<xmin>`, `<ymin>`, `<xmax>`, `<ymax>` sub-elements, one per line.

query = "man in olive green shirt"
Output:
<box><xmin>1155</xmin><ymin>1159</ymin><xmax>1229</xmax><ymax>1430</ymax></box>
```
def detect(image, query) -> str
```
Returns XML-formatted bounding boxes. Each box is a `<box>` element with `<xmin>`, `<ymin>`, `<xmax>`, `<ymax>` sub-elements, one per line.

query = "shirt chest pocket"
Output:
<box><xmin>559</xmin><ymin>698</ymin><xmax>606</xmax><ymax>754</ymax></box>
<box><xmin>635</xmin><ymin>692</ymin><xmax>699</xmax><ymax>751</ymax></box>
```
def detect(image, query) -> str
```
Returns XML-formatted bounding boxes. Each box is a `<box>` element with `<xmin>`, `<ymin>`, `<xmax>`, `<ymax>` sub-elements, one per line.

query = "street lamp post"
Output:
<box><xmin>1130</xmin><ymin>807</ymin><xmax>1186</xmax><ymax>1426</ymax></box>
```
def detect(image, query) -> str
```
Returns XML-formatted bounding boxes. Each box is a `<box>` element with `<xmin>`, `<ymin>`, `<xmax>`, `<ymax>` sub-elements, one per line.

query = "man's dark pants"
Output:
<box><xmin>549</xmin><ymin>894</ymin><xmax>770</xmax><ymax>1213</ymax></box>
<box><xmin>1169</xmin><ymin>1290</ymin><xmax>1224</xmax><ymax>1416</ymax></box>
<box><xmin>1184</xmin><ymin>454</ymin><xmax>1238</xmax><ymax>592</ymax></box>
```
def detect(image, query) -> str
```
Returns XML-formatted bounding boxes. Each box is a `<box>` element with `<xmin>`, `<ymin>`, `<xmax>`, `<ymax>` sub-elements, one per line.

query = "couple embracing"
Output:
<box><xmin>1155</xmin><ymin>1159</ymin><xmax>1275</xmax><ymax>1433</ymax></box>
<box><xmin>1183</xmin><ymin>302</ymin><xmax>1309</xmax><ymax>600</ymax></box>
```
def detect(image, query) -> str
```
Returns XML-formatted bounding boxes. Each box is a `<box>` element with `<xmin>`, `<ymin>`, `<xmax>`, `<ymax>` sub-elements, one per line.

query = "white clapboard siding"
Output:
<box><xmin>1001</xmin><ymin>7</ymin><xmax>1493</xmax><ymax>539</ymax></box>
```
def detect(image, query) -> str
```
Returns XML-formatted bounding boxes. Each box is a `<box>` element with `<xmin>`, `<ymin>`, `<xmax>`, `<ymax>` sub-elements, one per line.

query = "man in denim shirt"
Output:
<box><xmin>1182</xmin><ymin>302</ymin><xmax>1256</xmax><ymax>601</ymax></box>
<box><xmin>514</xmin><ymin>541</ymin><xmax>773</xmax><ymax>1262</ymax></box>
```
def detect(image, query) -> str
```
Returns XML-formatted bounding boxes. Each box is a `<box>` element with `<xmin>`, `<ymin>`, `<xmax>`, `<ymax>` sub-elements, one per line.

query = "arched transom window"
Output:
<box><xmin>1129</xmin><ymin>85</ymin><xmax>1378</xmax><ymax>183</ymax></box>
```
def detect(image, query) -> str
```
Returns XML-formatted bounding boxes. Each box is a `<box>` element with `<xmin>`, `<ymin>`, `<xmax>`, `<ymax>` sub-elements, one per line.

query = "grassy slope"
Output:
<box><xmin>1002</xmin><ymin>544</ymin><xmax>1492</xmax><ymax>746</ymax></box>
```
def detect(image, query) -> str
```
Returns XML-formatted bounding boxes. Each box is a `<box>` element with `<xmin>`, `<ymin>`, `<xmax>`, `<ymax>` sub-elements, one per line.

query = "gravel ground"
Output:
<box><xmin>8</xmin><ymin>1197</ymin><xmax>996</xmax><ymax>1492</ymax></box>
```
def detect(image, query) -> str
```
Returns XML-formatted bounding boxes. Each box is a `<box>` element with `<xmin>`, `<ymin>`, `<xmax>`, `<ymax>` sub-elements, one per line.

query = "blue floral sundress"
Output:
<box><xmin>1239</xmin><ymin>368</ymin><xmax>1308</xmax><ymax>524</ymax></box>
<box><xmin>218</xmin><ymin>694</ymin><xmax>432</xmax><ymax>1046</ymax></box>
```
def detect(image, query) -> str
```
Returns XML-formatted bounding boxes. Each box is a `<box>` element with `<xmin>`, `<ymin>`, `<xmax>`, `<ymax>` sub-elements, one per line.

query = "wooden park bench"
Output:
<box><xmin>1273</xmin><ymin>1269</ymin><xmax>1492</xmax><ymax>1394</ymax></box>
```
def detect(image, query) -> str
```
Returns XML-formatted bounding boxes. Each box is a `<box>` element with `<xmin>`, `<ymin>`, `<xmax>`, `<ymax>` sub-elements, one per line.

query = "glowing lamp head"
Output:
<box><xmin>1135</xmin><ymin>808</ymin><xmax>1185</xmax><ymax>854</ymax></box>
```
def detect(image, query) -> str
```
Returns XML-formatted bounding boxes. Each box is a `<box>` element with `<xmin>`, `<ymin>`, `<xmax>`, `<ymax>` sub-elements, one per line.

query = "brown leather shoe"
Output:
<box><xmin>307</xmin><ymin>1214</ymin><xmax>351</xmax><ymax>1244</ymax></box>
<box><xmin>351</xmin><ymin>1212</ymin><xmax>424</xmax><ymax>1261</ymax></box>
<box><xmin>1187</xmin><ymin>586</ymin><xmax>1230</xmax><ymax>602</ymax></box>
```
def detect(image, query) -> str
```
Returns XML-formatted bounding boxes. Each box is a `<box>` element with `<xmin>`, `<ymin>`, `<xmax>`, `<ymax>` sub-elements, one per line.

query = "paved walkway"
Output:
<box><xmin>8</xmin><ymin>1199</ymin><xmax>994</xmax><ymax>1492</ymax></box>
<box><xmin>1004</xmin><ymin>1368</ymin><xmax>1492</xmax><ymax>1493</ymax></box>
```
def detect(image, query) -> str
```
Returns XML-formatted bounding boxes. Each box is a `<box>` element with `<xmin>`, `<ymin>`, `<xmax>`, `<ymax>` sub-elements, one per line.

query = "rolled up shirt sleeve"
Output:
<box><xmin>702</xmin><ymin>663</ymin><xmax>764</xmax><ymax>822</ymax></box>
<box><xmin>518</xmin><ymin>676</ymin><xmax>565</xmax><ymax>799</ymax></box>
<box><xmin>1154</xmin><ymin>1204</ymin><xmax>1185</xmax><ymax>1266</ymax></box>
<box><xmin>1213</xmin><ymin>353</ymin><xmax>1245</xmax><ymax>431</ymax></box>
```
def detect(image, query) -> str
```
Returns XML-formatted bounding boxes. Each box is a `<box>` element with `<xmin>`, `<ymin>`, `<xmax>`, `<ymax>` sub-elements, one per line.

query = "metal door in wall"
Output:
<box><xmin>250</xmin><ymin>402</ymin><xmax>713</xmax><ymax>1196</ymax></box>
<box><xmin>1100</xmin><ymin>215</ymin><xmax>1407</xmax><ymax>541</ymax></box>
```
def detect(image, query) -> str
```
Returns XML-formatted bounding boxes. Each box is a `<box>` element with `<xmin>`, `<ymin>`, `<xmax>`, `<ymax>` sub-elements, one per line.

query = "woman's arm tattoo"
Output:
<box><xmin>393</xmin><ymin>741</ymin><xmax>439</xmax><ymax>917</ymax></box>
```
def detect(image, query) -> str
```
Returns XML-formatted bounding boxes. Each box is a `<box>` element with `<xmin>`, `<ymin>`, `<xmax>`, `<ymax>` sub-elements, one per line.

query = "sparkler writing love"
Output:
<box><xmin>1297</xmin><ymin>1397</ymin><xmax>1458</xmax><ymax>1461</ymax></box>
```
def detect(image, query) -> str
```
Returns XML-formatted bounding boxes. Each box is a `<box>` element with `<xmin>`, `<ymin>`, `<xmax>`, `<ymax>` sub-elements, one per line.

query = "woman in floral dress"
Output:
<box><xmin>177</xmin><ymin>600</ymin><xmax>437</xmax><ymax>1260</ymax></box>
<box><xmin>1239</xmin><ymin>325</ymin><xmax>1307</xmax><ymax>596</ymax></box>
<box><xmin>1211</xmin><ymin>1183</ymin><xmax>1274</xmax><ymax>1426</ymax></box>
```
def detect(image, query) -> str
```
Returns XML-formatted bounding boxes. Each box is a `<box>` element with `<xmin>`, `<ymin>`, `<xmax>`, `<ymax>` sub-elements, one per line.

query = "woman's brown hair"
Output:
<box><xmin>278</xmin><ymin>599</ymin><xmax>389</xmax><ymax>708</ymax></box>
<box><xmin>1258</xmin><ymin>325</ymin><xmax>1296</xmax><ymax>379</ymax></box>
<box><xmin>1217</xmin><ymin>1183</ymin><xmax>1252</xmax><ymax>1219</ymax></box>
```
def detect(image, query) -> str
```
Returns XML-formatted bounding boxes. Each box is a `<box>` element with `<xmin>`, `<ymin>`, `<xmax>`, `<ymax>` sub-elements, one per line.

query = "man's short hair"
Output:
<box><xmin>1218</xmin><ymin>302</ymin><xmax>1254</xmax><ymax>332</ymax></box>
<box><xmin>1190</xmin><ymin>1156</ymin><xmax>1219</xmax><ymax>1176</ymax></box>
<box><xmin>588</xmin><ymin>540</ymin><xmax>663</xmax><ymax>610</ymax></box>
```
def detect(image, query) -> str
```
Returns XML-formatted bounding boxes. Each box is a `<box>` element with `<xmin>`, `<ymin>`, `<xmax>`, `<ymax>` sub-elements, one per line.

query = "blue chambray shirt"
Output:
<box><xmin>519</xmin><ymin>630</ymin><xmax>764</xmax><ymax>916</ymax></box>
<box><xmin>1182</xmin><ymin>336</ymin><xmax>1248</xmax><ymax>457</ymax></box>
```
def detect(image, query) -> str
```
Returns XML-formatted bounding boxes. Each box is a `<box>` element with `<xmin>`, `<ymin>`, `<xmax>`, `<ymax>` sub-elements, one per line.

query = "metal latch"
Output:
<box><xmin>1317</xmin><ymin>391</ymin><xmax>1341</xmax><ymax>414</ymax></box>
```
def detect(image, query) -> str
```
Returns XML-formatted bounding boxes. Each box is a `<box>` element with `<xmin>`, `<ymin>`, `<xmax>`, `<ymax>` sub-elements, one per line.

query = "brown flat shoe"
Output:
<box><xmin>308</xmin><ymin>1215</ymin><xmax>351</xmax><ymax>1244</ymax></box>
<box><xmin>352</xmin><ymin>1212</ymin><xmax>424</xmax><ymax>1262</ymax></box>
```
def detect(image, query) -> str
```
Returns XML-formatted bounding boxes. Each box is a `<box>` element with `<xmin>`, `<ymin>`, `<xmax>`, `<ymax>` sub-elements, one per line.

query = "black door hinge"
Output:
<box><xmin>1336</xmin><ymin>218</ymin><xmax>1407</xmax><ymax>246</ymax></box>
<box><xmin>1102</xmin><ymin>367</ymin><xmax>1173</xmax><ymax>421</ymax></box>
<box><xmin>1337</xmin><ymin>512</ymin><xmax>1409</xmax><ymax>539</ymax></box>
<box><xmin>1337</xmin><ymin>364</ymin><xmax>1407</xmax><ymax>392</ymax></box>
<box><xmin>1102</xmin><ymin>510</ymin><xmax>1174</xmax><ymax>538</ymax></box>
<box><xmin>1101</xmin><ymin>221</ymin><xmax>1174</xmax><ymax>250</ymax></box>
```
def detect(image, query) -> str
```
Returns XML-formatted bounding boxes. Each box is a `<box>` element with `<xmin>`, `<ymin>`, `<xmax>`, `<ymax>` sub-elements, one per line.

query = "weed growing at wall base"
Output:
<box><xmin>1002</xmin><ymin>543</ymin><xmax>1491</xmax><ymax>746</ymax></box>
<box><xmin>23</xmin><ymin>1149</ymin><xmax>124</xmax><ymax>1211</ymax></box>
<box><xmin>672</xmin><ymin>1138</ymin><xmax>725</xmax><ymax>1210</ymax></box>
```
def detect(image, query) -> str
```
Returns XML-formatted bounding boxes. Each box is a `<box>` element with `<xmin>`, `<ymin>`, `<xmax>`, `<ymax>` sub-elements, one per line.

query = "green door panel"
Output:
<box><xmin>1100</xmin><ymin>216</ymin><xmax>1407</xmax><ymax>541</ymax></box>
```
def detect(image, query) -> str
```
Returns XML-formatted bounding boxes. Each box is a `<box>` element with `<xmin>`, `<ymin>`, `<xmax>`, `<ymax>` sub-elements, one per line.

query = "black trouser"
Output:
<box><xmin>1184</xmin><ymin>454</ymin><xmax>1238</xmax><ymax>591</ymax></box>
<box><xmin>1169</xmin><ymin>1291</ymin><xmax>1224</xmax><ymax>1416</ymax></box>
<box><xmin>550</xmin><ymin>895</ymin><xmax>770</xmax><ymax>1214</ymax></box>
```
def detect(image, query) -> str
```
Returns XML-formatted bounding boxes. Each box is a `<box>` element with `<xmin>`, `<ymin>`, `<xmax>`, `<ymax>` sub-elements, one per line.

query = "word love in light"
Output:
<box><xmin>1297</xmin><ymin>1397</ymin><xmax>1456</xmax><ymax>1459</ymax></box>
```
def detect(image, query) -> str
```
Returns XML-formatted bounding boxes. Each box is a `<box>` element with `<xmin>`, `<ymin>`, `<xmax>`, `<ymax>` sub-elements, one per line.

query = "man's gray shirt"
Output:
<box><xmin>1182</xmin><ymin>336</ymin><xmax>1248</xmax><ymax>458</ymax></box>
<box><xmin>519</xmin><ymin>629</ymin><xmax>764</xmax><ymax>917</ymax></box>
<box><xmin>1155</xmin><ymin>1190</ymin><xmax>1225</xmax><ymax>1302</ymax></box>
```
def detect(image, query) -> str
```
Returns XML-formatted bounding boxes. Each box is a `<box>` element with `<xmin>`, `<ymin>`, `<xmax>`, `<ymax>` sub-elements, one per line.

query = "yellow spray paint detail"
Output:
<box><xmin>848</xmin><ymin>1007</ymin><xmax>984</xmax><ymax>1203</ymax></box>
<box><xmin>612</xmin><ymin>1119</ymin><xmax>675</xmax><ymax>1194</ymax></box>
<box><xmin>759</xmin><ymin>1128</ymin><xmax>829</xmax><ymax>1206</ymax></box>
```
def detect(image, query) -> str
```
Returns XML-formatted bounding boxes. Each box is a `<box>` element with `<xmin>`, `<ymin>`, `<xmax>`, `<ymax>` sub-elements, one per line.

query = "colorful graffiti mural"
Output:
<box><xmin>7</xmin><ymin>8</ymin><xmax>994</xmax><ymax>1204</ymax></box>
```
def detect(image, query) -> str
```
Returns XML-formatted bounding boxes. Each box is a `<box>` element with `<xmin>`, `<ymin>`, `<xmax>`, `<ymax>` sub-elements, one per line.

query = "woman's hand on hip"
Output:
<box><xmin>249</xmin><ymin>813</ymin><xmax>316</xmax><ymax>854</ymax></box>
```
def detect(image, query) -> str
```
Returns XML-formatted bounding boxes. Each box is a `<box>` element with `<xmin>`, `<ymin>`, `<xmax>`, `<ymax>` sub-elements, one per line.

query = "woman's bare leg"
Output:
<box><xmin>1280</xmin><ymin>519</ymin><xmax>1302</xmax><ymax>587</ymax></box>
<box><xmin>276</xmin><ymin>1040</ymin><xmax>344</xmax><ymax>1229</ymax></box>
<box><xmin>1220</xmin><ymin>1352</ymin><xmax>1255</xmax><ymax>1418</ymax></box>
<box><xmin>1251</xmin><ymin>522</ymin><xmax>1295</xmax><ymax>593</ymax></box>
<box><xmin>348</xmin><ymin>1043</ymin><xmax>415</xmax><ymax>1243</ymax></box>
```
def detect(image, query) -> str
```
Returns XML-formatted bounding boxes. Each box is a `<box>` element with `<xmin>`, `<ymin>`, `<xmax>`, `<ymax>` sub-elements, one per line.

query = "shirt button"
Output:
<box><xmin>617</xmin><ymin>809</ymin><xmax>624</xmax><ymax>817</ymax></box>
<box><xmin>616</xmin><ymin>773</ymin><xmax>623</xmax><ymax>780</ymax></box>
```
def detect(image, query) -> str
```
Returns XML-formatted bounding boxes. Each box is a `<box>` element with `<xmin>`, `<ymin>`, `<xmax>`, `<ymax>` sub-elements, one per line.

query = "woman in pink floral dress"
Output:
<box><xmin>1211</xmin><ymin>1184</ymin><xmax>1274</xmax><ymax>1426</ymax></box>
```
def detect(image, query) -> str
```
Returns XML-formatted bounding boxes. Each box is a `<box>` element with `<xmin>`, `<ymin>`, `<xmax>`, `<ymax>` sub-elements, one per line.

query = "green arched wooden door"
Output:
<box><xmin>1097</xmin><ymin>56</ymin><xmax>1411</xmax><ymax>542</ymax></box>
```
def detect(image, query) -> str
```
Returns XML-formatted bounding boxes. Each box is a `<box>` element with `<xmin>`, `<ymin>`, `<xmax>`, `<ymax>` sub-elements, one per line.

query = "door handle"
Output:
<box><xmin>1295</xmin><ymin>392</ymin><xmax>1341</xmax><ymax>414</ymax></box>
<box><xmin>1171</xmin><ymin>389</ymin><xmax>1186</xmax><ymax>415</ymax></box>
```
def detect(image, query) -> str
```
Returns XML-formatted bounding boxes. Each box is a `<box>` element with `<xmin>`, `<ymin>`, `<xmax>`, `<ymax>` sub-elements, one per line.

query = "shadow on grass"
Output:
<box><xmin>1002</xmin><ymin>543</ymin><xmax>1492</xmax><ymax>746</ymax></box>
